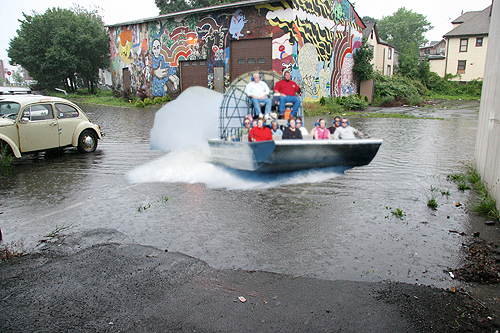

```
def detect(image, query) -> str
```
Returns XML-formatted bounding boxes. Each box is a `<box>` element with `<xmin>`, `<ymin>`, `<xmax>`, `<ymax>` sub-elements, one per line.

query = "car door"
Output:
<box><xmin>17</xmin><ymin>103</ymin><xmax>59</xmax><ymax>153</ymax></box>
<box><xmin>55</xmin><ymin>103</ymin><xmax>81</xmax><ymax>147</ymax></box>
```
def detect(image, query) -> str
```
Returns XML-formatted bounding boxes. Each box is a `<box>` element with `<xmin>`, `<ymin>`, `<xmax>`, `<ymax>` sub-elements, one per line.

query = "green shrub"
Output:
<box><xmin>135</xmin><ymin>100</ymin><xmax>145</xmax><ymax>108</ymax></box>
<box><xmin>319</xmin><ymin>96</ymin><xmax>327</xmax><ymax>106</ymax></box>
<box><xmin>338</xmin><ymin>94</ymin><xmax>368</xmax><ymax>110</ymax></box>
<box><xmin>154</xmin><ymin>97</ymin><xmax>163</xmax><ymax>104</ymax></box>
<box><xmin>143</xmin><ymin>98</ymin><xmax>153</xmax><ymax>106</ymax></box>
<box><xmin>162</xmin><ymin>95</ymin><xmax>171</xmax><ymax>103</ymax></box>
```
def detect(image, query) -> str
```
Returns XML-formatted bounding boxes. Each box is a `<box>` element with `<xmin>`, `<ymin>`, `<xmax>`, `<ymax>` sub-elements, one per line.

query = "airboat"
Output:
<box><xmin>207</xmin><ymin>71</ymin><xmax>382</xmax><ymax>172</ymax></box>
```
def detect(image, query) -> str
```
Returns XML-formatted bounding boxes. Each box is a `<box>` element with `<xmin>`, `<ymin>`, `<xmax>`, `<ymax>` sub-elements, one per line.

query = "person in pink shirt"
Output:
<box><xmin>273</xmin><ymin>71</ymin><xmax>301</xmax><ymax>117</ymax></box>
<box><xmin>313</xmin><ymin>119</ymin><xmax>331</xmax><ymax>140</ymax></box>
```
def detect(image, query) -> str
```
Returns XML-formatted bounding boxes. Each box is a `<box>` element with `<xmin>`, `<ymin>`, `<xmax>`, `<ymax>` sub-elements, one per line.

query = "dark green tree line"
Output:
<box><xmin>8</xmin><ymin>6</ymin><xmax>109</xmax><ymax>92</ymax></box>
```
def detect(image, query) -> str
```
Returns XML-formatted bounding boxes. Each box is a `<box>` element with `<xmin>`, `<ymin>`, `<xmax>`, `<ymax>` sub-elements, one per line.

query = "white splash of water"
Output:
<box><xmin>127</xmin><ymin>86</ymin><xmax>345</xmax><ymax>190</ymax></box>
<box><xmin>149</xmin><ymin>86</ymin><xmax>222</xmax><ymax>153</ymax></box>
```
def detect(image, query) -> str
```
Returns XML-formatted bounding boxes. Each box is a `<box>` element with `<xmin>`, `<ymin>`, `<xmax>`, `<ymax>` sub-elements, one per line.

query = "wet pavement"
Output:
<box><xmin>1</xmin><ymin>98</ymin><xmax>500</xmax><ymax>324</ymax></box>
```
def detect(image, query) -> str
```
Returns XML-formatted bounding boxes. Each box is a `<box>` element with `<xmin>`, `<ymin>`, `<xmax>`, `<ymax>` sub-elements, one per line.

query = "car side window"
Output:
<box><xmin>0</xmin><ymin>102</ymin><xmax>21</xmax><ymax>119</ymax></box>
<box><xmin>55</xmin><ymin>103</ymin><xmax>79</xmax><ymax>119</ymax></box>
<box><xmin>23</xmin><ymin>104</ymin><xmax>54</xmax><ymax>121</ymax></box>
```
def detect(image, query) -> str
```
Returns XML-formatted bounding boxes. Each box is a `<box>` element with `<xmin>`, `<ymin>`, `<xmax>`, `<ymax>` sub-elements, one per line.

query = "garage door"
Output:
<box><xmin>231</xmin><ymin>38</ymin><xmax>272</xmax><ymax>81</ymax></box>
<box><xmin>180</xmin><ymin>60</ymin><xmax>208</xmax><ymax>91</ymax></box>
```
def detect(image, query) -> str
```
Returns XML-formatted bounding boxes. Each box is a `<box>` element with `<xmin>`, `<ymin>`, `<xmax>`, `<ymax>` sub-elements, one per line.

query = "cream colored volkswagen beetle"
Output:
<box><xmin>0</xmin><ymin>95</ymin><xmax>103</xmax><ymax>157</ymax></box>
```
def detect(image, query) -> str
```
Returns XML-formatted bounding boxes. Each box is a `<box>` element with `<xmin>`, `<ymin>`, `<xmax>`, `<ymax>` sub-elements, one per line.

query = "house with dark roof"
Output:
<box><xmin>438</xmin><ymin>5</ymin><xmax>492</xmax><ymax>81</ymax></box>
<box><xmin>106</xmin><ymin>0</ymin><xmax>366</xmax><ymax>100</ymax></box>
<box><xmin>362</xmin><ymin>22</ymin><xmax>395</xmax><ymax>76</ymax></box>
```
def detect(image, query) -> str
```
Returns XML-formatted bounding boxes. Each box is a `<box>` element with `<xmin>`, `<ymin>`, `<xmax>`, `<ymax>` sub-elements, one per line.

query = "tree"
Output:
<box><xmin>156</xmin><ymin>0</ymin><xmax>241</xmax><ymax>15</ymax></box>
<box><xmin>377</xmin><ymin>7</ymin><xmax>432</xmax><ymax>53</ymax></box>
<box><xmin>361</xmin><ymin>16</ymin><xmax>377</xmax><ymax>23</ymax></box>
<box><xmin>12</xmin><ymin>71</ymin><xmax>24</xmax><ymax>85</ymax></box>
<box><xmin>353</xmin><ymin>38</ymin><xmax>374</xmax><ymax>82</ymax></box>
<box><xmin>8</xmin><ymin>7</ymin><xmax>109</xmax><ymax>92</ymax></box>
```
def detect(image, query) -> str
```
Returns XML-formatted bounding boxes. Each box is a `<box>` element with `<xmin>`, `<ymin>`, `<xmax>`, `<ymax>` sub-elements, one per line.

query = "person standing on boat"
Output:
<box><xmin>283</xmin><ymin>117</ymin><xmax>303</xmax><ymax>140</ymax></box>
<box><xmin>333</xmin><ymin>118</ymin><xmax>362</xmax><ymax>139</ymax></box>
<box><xmin>245</xmin><ymin>73</ymin><xmax>272</xmax><ymax>118</ymax></box>
<box><xmin>249</xmin><ymin>117</ymin><xmax>273</xmax><ymax>142</ymax></box>
<box><xmin>295</xmin><ymin>117</ymin><xmax>308</xmax><ymax>136</ymax></box>
<box><xmin>314</xmin><ymin>119</ymin><xmax>331</xmax><ymax>140</ymax></box>
<box><xmin>273</xmin><ymin>71</ymin><xmax>301</xmax><ymax>118</ymax></box>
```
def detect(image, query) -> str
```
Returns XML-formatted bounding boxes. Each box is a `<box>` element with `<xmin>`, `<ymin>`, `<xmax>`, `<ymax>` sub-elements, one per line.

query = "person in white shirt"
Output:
<box><xmin>244</xmin><ymin>73</ymin><xmax>272</xmax><ymax>118</ymax></box>
<box><xmin>333</xmin><ymin>118</ymin><xmax>362</xmax><ymax>139</ymax></box>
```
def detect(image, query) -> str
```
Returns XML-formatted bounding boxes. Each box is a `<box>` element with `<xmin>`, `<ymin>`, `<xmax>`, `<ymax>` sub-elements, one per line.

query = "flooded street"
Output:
<box><xmin>1</xmin><ymin>99</ymin><xmax>497</xmax><ymax>291</ymax></box>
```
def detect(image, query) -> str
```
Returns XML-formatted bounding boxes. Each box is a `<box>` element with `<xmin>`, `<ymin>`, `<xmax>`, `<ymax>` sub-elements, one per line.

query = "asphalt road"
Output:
<box><xmin>1</xmin><ymin>228</ymin><xmax>498</xmax><ymax>332</ymax></box>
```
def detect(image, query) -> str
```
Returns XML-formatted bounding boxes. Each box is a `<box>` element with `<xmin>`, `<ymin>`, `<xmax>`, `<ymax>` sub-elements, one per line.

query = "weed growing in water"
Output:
<box><xmin>385</xmin><ymin>207</ymin><xmax>406</xmax><ymax>220</ymax></box>
<box><xmin>40</xmin><ymin>225</ymin><xmax>74</xmax><ymax>244</ymax></box>
<box><xmin>137</xmin><ymin>203</ymin><xmax>151</xmax><ymax>212</ymax></box>
<box><xmin>457</xmin><ymin>182</ymin><xmax>471</xmax><ymax>191</ymax></box>
<box><xmin>427</xmin><ymin>198</ymin><xmax>438</xmax><ymax>209</ymax></box>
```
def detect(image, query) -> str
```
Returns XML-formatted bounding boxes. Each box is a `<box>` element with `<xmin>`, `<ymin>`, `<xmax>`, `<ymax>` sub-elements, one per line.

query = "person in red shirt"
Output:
<box><xmin>273</xmin><ymin>71</ymin><xmax>301</xmax><ymax>117</ymax></box>
<box><xmin>249</xmin><ymin>117</ymin><xmax>273</xmax><ymax>142</ymax></box>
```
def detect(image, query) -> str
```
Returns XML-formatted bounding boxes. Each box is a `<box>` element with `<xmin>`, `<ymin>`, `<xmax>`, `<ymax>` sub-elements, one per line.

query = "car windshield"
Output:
<box><xmin>0</xmin><ymin>102</ymin><xmax>21</xmax><ymax>119</ymax></box>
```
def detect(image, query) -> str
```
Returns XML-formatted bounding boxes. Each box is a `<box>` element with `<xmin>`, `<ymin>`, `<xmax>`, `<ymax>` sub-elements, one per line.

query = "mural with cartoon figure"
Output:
<box><xmin>107</xmin><ymin>0</ymin><xmax>364</xmax><ymax>100</ymax></box>
<box><xmin>151</xmin><ymin>38</ymin><xmax>178</xmax><ymax>97</ymax></box>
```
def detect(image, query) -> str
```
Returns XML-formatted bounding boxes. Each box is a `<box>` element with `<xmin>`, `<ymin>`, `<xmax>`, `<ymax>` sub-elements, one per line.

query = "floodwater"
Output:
<box><xmin>1</xmin><ymin>96</ymin><xmax>497</xmax><ymax>291</ymax></box>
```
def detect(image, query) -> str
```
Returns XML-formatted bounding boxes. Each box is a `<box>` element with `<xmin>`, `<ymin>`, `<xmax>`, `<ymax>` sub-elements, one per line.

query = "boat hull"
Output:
<box><xmin>208</xmin><ymin>139</ymin><xmax>382</xmax><ymax>172</ymax></box>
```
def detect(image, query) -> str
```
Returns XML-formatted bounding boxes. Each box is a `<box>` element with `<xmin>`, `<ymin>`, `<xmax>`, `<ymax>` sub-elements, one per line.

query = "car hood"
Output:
<box><xmin>0</xmin><ymin>118</ymin><xmax>15</xmax><ymax>127</ymax></box>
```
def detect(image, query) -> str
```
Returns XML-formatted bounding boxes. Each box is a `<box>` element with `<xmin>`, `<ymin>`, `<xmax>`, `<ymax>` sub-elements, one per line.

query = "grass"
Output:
<box><xmin>0</xmin><ymin>143</ymin><xmax>13</xmax><ymax>178</ymax></box>
<box><xmin>386</xmin><ymin>206</ymin><xmax>406</xmax><ymax>220</ymax></box>
<box><xmin>448</xmin><ymin>166</ymin><xmax>500</xmax><ymax>219</ymax></box>
<box><xmin>427</xmin><ymin>198</ymin><xmax>438</xmax><ymax>209</ymax></box>
<box><xmin>0</xmin><ymin>239</ymin><xmax>26</xmax><ymax>261</ymax></box>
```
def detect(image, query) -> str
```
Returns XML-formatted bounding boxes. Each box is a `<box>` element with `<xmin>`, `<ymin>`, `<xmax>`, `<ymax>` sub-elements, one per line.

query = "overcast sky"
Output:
<box><xmin>1</xmin><ymin>0</ymin><xmax>493</xmax><ymax>70</ymax></box>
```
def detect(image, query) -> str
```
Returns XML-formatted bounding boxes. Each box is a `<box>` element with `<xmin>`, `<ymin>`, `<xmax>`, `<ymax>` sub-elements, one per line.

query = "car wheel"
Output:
<box><xmin>77</xmin><ymin>130</ymin><xmax>98</xmax><ymax>153</ymax></box>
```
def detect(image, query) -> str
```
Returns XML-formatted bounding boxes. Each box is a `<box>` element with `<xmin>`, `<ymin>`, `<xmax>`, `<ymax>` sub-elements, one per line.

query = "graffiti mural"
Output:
<box><xmin>259</xmin><ymin>0</ymin><xmax>363</xmax><ymax>97</ymax></box>
<box><xmin>107</xmin><ymin>0</ymin><xmax>364</xmax><ymax>99</ymax></box>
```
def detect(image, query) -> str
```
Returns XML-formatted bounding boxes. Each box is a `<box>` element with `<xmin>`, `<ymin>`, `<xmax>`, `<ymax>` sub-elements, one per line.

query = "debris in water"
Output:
<box><xmin>449</xmin><ymin>272</ymin><xmax>455</xmax><ymax>279</ymax></box>
<box><xmin>485</xmin><ymin>220</ymin><xmax>496</xmax><ymax>225</ymax></box>
<box><xmin>455</xmin><ymin>201</ymin><xmax>462</xmax><ymax>207</ymax></box>
<box><xmin>238</xmin><ymin>296</ymin><xmax>246</xmax><ymax>302</ymax></box>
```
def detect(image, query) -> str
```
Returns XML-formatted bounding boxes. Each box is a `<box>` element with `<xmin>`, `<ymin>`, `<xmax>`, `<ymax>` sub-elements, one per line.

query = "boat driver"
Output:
<box><xmin>273</xmin><ymin>71</ymin><xmax>301</xmax><ymax>118</ymax></box>
<box><xmin>244</xmin><ymin>73</ymin><xmax>272</xmax><ymax>118</ymax></box>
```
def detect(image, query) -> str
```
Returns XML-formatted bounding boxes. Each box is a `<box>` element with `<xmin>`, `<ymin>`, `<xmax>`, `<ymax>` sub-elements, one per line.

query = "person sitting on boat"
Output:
<box><xmin>245</xmin><ymin>73</ymin><xmax>272</xmax><ymax>118</ymax></box>
<box><xmin>232</xmin><ymin>116</ymin><xmax>252</xmax><ymax>141</ymax></box>
<box><xmin>282</xmin><ymin>117</ymin><xmax>303</xmax><ymax>140</ymax></box>
<box><xmin>273</xmin><ymin>71</ymin><xmax>301</xmax><ymax>118</ymax></box>
<box><xmin>270</xmin><ymin>120</ymin><xmax>283</xmax><ymax>137</ymax></box>
<box><xmin>333</xmin><ymin>118</ymin><xmax>362</xmax><ymax>139</ymax></box>
<box><xmin>295</xmin><ymin>116</ymin><xmax>308</xmax><ymax>136</ymax></box>
<box><xmin>328</xmin><ymin>116</ymin><xmax>341</xmax><ymax>134</ymax></box>
<box><xmin>314</xmin><ymin>119</ymin><xmax>331</xmax><ymax>140</ymax></box>
<box><xmin>249</xmin><ymin>116</ymin><xmax>273</xmax><ymax>142</ymax></box>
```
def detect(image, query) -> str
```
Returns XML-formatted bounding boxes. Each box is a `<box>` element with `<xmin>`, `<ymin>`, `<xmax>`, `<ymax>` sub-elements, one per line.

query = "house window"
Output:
<box><xmin>387</xmin><ymin>65</ymin><xmax>392</xmax><ymax>76</ymax></box>
<box><xmin>476</xmin><ymin>37</ymin><xmax>483</xmax><ymax>47</ymax></box>
<box><xmin>460</xmin><ymin>38</ymin><xmax>468</xmax><ymax>52</ymax></box>
<box><xmin>388</xmin><ymin>48</ymin><xmax>392</xmax><ymax>59</ymax></box>
<box><xmin>457</xmin><ymin>60</ymin><xmax>466</xmax><ymax>74</ymax></box>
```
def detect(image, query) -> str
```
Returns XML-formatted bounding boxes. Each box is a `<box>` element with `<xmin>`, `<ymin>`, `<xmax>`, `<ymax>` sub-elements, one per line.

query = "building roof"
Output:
<box><xmin>419</xmin><ymin>39</ymin><xmax>445</xmax><ymax>50</ymax></box>
<box><xmin>362</xmin><ymin>22</ymin><xmax>395</xmax><ymax>48</ymax></box>
<box><xmin>107</xmin><ymin>0</ymin><xmax>363</xmax><ymax>29</ymax></box>
<box><xmin>106</xmin><ymin>0</ymin><xmax>271</xmax><ymax>27</ymax></box>
<box><xmin>444</xmin><ymin>5</ymin><xmax>491</xmax><ymax>37</ymax></box>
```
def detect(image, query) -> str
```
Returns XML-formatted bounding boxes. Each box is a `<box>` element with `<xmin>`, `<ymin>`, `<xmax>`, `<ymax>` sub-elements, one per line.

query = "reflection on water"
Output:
<box><xmin>0</xmin><ymin>102</ymin><xmax>486</xmax><ymax>288</ymax></box>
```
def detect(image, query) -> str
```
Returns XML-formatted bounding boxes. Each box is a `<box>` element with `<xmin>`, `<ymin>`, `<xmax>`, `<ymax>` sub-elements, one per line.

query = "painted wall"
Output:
<box><xmin>107</xmin><ymin>0</ymin><xmax>364</xmax><ymax>99</ymax></box>
<box><xmin>429</xmin><ymin>58</ymin><xmax>446</xmax><ymax>77</ymax></box>
<box><xmin>445</xmin><ymin>36</ymin><xmax>488</xmax><ymax>81</ymax></box>
<box><xmin>475</xmin><ymin>1</ymin><xmax>500</xmax><ymax>211</ymax></box>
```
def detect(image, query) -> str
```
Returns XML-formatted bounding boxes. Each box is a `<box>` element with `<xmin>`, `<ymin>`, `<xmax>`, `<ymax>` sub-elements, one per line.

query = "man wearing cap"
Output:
<box><xmin>245</xmin><ymin>73</ymin><xmax>272</xmax><ymax>118</ymax></box>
